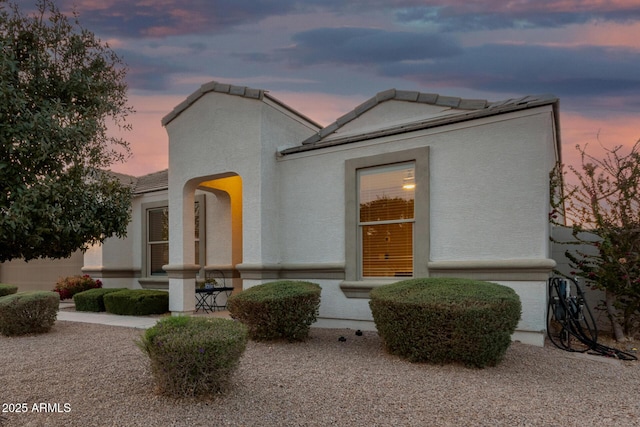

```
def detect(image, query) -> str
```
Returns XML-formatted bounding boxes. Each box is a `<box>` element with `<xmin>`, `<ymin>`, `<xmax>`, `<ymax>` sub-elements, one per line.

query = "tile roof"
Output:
<box><xmin>133</xmin><ymin>169</ymin><xmax>168</xmax><ymax>195</ymax></box>
<box><xmin>279</xmin><ymin>90</ymin><xmax>559</xmax><ymax>156</ymax></box>
<box><xmin>161</xmin><ymin>81</ymin><xmax>321</xmax><ymax>128</ymax></box>
<box><xmin>105</xmin><ymin>170</ymin><xmax>137</xmax><ymax>187</ymax></box>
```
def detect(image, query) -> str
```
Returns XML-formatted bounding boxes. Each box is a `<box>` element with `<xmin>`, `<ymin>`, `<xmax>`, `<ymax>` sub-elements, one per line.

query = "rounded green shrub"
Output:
<box><xmin>227</xmin><ymin>280</ymin><xmax>321</xmax><ymax>342</ymax></box>
<box><xmin>0</xmin><ymin>291</ymin><xmax>59</xmax><ymax>336</ymax></box>
<box><xmin>73</xmin><ymin>288</ymin><xmax>127</xmax><ymax>312</ymax></box>
<box><xmin>137</xmin><ymin>316</ymin><xmax>248</xmax><ymax>397</ymax></box>
<box><xmin>369</xmin><ymin>278</ymin><xmax>521</xmax><ymax>368</ymax></box>
<box><xmin>103</xmin><ymin>289</ymin><xmax>168</xmax><ymax>315</ymax></box>
<box><xmin>0</xmin><ymin>283</ymin><xmax>18</xmax><ymax>297</ymax></box>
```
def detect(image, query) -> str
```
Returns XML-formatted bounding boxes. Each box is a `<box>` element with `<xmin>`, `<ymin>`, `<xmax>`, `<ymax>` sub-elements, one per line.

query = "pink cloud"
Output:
<box><xmin>560</xmin><ymin>111</ymin><xmax>640</xmax><ymax>174</ymax></box>
<box><xmin>108</xmin><ymin>94</ymin><xmax>183</xmax><ymax>176</ymax></box>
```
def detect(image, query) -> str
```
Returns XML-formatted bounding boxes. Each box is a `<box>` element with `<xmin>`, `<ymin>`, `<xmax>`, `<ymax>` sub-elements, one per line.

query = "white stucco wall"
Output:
<box><xmin>163</xmin><ymin>90</ymin><xmax>318</xmax><ymax>312</ymax></box>
<box><xmin>277</xmin><ymin>108</ymin><xmax>556</xmax><ymax>264</ymax></box>
<box><xmin>82</xmin><ymin>190</ymin><xmax>169</xmax><ymax>289</ymax></box>
<box><xmin>165</xmin><ymin>93</ymin><xmax>318</xmax><ymax>268</ymax></box>
<box><xmin>163</xmin><ymin>87</ymin><xmax>558</xmax><ymax>345</ymax></box>
<box><xmin>276</xmin><ymin>106</ymin><xmax>558</xmax><ymax>346</ymax></box>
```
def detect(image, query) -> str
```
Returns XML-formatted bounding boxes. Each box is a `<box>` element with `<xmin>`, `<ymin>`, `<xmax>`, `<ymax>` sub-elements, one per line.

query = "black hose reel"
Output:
<box><xmin>547</xmin><ymin>276</ymin><xmax>637</xmax><ymax>361</ymax></box>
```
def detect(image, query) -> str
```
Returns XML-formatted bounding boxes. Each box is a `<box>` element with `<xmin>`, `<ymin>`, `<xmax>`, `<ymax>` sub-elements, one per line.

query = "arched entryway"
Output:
<box><xmin>165</xmin><ymin>173</ymin><xmax>242</xmax><ymax>314</ymax></box>
<box><xmin>198</xmin><ymin>175</ymin><xmax>243</xmax><ymax>295</ymax></box>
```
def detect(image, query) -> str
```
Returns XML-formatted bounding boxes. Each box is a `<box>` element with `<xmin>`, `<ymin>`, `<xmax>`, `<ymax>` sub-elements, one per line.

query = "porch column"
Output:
<box><xmin>164</xmin><ymin>264</ymin><xmax>200</xmax><ymax>314</ymax></box>
<box><xmin>165</xmin><ymin>180</ymin><xmax>199</xmax><ymax>314</ymax></box>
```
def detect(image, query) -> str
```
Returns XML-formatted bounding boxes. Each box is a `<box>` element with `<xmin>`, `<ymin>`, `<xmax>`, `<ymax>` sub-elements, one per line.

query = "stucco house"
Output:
<box><xmin>0</xmin><ymin>82</ymin><xmax>561</xmax><ymax>346</ymax></box>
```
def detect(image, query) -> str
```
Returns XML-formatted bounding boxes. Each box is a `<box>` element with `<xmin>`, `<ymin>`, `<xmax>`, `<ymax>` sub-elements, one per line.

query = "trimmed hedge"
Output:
<box><xmin>137</xmin><ymin>316</ymin><xmax>248</xmax><ymax>397</ymax></box>
<box><xmin>0</xmin><ymin>291</ymin><xmax>59</xmax><ymax>336</ymax></box>
<box><xmin>227</xmin><ymin>280</ymin><xmax>321</xmax><ymax>342</ymax></box>
<box><xmin>369</xmin><ymin>278</ymin><xmax>521</xmax><ymax>368</ymax></box>
<box><xmin>103</xmin><ymin>290</ymin><xmax>169</xmax><ymax>316</ymax></box>
<box><xmin>0</xmin><ymin>283</ymin><xmax>18</xmax><ymax>297</ymax></box>
<box><xmin>73</xmin><ymin>288</ymin><xmax>127</xmax><ymax>312</ymax></box>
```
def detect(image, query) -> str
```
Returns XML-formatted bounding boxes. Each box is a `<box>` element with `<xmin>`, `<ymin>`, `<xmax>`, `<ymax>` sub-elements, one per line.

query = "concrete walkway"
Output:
<box><xmin>57</xmin><ymin>302</ymin><xmax>231</xmax><ymax>329</ymax></box>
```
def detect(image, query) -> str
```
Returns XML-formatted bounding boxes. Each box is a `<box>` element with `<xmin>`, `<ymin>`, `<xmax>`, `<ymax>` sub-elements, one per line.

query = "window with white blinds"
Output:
<box><xmin>146</xmin><ymin>201</ymin><xmax>201</xmax><ymax>276</ymax></box>
<box><xmin>358</xmin><ymin>162</ymin><xmax>415</xmax><ymax>278</ymax></box>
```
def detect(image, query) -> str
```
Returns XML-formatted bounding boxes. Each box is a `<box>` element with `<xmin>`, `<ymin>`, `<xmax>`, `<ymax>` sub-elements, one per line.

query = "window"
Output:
<box><xmin>147</xmin><ymin>207</ymin><xmax>169</xmax><ymax>275</ymax></box>
<box><xmin>358</xmin><ymin>163</ymin><xmax>415</xmax><ymax>278</ymax></box>
<box><xmin>343</xmin><ymin>147</ymin><xmax>429</xmax><ymax>293</ymax></box>
<box><xmin>144</xmin><ymin>198</ymin><xmax>204</xmax><ymax>276</ymax></box>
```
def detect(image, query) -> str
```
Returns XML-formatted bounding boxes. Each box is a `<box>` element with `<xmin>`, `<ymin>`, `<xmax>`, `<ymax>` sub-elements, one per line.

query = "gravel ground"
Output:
<box><xmin>1</xmin><ymin>320</ymin><xmax>639</xmax><ymax>427</ymax></box>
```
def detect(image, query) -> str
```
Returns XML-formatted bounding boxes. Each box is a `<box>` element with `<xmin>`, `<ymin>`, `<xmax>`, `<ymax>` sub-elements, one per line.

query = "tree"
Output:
<box><xmin>550</xmin><ymin>140</ymin><xmax>640</xmax><ymax>341</ymax></box>
<box><xmin>0</xmin><ymin>0</ymin><xmax>133</xmax><ymax>262</ymax></box>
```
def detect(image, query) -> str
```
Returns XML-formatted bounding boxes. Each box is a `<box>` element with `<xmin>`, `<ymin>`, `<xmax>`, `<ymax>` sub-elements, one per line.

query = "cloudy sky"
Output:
<box><xmin>17</xmin><ymin>0</ymin><xmax>640</xmax><ymax>175</ymax></box>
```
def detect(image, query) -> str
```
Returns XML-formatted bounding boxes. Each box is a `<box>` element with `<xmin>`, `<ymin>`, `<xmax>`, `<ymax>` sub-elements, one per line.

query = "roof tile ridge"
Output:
<box><xmin>304</xmin><ymin>88</ymin><xmax>401</xmax><ymax>144</ymax></box>
<box><xmin>302</xmin><ymin>88</ymin><xmax>491</xmax><ymax>145</ymax></box>
<box><xmin>199</xmin><ymin>80</ymin><xmax>265</xmax><ymax>100</ymax></box>
<box><xmin>162</xmin><ymin>81</ymin><xmax>265</xmax><ymax>126</ymax></box>
<box><xmin>137</xmin><ymin>168</ymin><xmax>168</xmax><ymax>179</ymax></box>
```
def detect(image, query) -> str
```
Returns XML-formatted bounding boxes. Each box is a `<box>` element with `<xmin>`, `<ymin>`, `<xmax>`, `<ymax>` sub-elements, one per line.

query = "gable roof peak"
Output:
<box><xmin>162</xmin><ymin>80</ymin><xmax>323</xmax><ymax>129</ymax></box>
<box><xmin>162</xmin><ymin>80</ymin><xmax>267</xmax><ymax>126</ymax></box>
<box><xmin>288</xmin><ymin>90</ymin><xmax>558</xmax><ymax>153</ymax></box>
<box><xmin>302</xmin><ymin>89</ymin><xmax>490</xmax><ymax>145</ymax></box>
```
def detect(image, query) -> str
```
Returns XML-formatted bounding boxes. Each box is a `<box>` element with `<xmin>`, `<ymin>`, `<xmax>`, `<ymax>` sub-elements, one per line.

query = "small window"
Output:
<box><xmin>147</xmin><ymin>207</ymin><xmax>169</xmax><ymax>276</ymax></box>
<box><xmin>145</xmin><ymin>200</ymin><xmax>202</xmax><ymax>276</ymax></box>
<box><xmin>358</xmin><ymin>163</ymin><xmax>415</xmax><ymax>278</ymax></box>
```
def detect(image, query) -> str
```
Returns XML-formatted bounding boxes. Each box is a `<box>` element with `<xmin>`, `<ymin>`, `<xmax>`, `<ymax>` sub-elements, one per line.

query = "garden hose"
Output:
<box><xmin>547</xmin><ymin>277</ymin><xmax>637</xmax><ymax>361</ymax></box>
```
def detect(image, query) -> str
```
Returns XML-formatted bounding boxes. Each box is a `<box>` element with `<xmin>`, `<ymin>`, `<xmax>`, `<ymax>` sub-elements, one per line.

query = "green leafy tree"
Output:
<box><xmin>551</xmin><ymin>140</ymin><xmax>640</xmax><ymax>341</ymax></box>
<box><xmin>0</xmin><ymin>0</ymin><xmax>133</xmax><ymax>262</ymax></box>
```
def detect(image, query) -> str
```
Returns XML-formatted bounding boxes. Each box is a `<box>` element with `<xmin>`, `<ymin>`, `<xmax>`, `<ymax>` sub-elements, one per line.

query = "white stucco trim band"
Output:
<box><xmin>81</xmin><ymin>266</ymin><xmax>140</xmax><ymax>278</ymax></box>
<box><xmin>236</xmin><ymin>263</ymin><xmax>345</xmax><ymax>280</ymax></box>
<box><xmin>339</xmin><ymin>259</ymin><xmax>556</xmax><ymax>298</ymax></box>
<box><xmin>204</xmin><ymin>265</ymin><xmax>240</xmax><ymax>278</ymax></box>
<box><xmin>340</xmin><ymin>280</ymin><xmax>398</xmax><ymax>298</ymax></box>
<box><xmin>163</xmin><ymin>264</ymin><xmax>201</xmax><ymax>279</ymax></box>
<box><xmin>428</xmin><ymin>259</ymin><xmax>557</xmax><ymax>281</ymax></box>
<box><xmin>138</xmin><ymin>278</ymin><xmax>169</xmax><ymax>290</ymax></box>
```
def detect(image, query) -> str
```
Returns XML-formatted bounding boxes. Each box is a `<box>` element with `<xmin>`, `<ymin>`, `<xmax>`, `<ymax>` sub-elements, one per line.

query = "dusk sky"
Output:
<box><xmin>18</xmin><ymin>0</ymin><xmax>640</xmax><ymax>176</ymax></box>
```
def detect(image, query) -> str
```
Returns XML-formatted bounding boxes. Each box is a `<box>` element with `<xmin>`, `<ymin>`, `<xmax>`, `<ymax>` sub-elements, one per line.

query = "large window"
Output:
<box><xmin>358</xmin><ymin>163</ymin><xmax>415</xmax><ymax>278</ymax></box>
<box><xmin>145</xmin><ymin>199</ymin><xmax>203</xmax><ymax>276</ymax></box>
<box><xmin>343</xmin><ymin>147</ymin><xmax>429</xmax><ymax>291</ymax></box>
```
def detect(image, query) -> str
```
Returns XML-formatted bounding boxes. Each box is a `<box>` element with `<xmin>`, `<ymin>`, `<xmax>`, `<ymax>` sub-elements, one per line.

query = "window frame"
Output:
<box><xmin>357</xmin><ymin>162</ymin><xmax>416</xmax><ymax>279</ymax></box>
<box><xmin>141</xmin><ymin>195</ymin><xmax>205</xmax><ymax>277</ymax></box>
<box><xmin>344</xmin><ymin>147</ymin><xmax>429</xmax><ymax>286</ymax></box>
<box><xmin>147</xmin><ymin>205</ymin><xmax>169</xmax><ymax>276</ymax></box>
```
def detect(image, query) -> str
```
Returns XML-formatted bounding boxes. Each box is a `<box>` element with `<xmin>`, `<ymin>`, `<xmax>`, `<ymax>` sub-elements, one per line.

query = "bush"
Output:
<box><xmin>369</xmin><ymin>278</ymin><xmax>521</xmax><ymax>368</ymax></box>
<box><xmin>73</xmin><ymin>288</ymin><xmax>127</xmax><ymax>312</ymax></box>
<box><xmin>103</xmin><ymin>289</ymin><xmax>168</xmax><ymax>315</ymax></box>
<box><xmin>0</xmin><ymin>291</ymin><xmax>59</xmax><ymax>336</ymax></box>
<box><xmin>227</xmin><ymin>280</ymin><xmax>321</xmax><ymax>342</ymax></box>
<box><xmin>137</xmin><ymin>316</ymin><xmax>248</xmax><ymax>397</ymax></box>
<box><xmin>53</xmin><ymin>275</ymin><xmax>102</xmax><ymax>300</ymax></box>
<box><xmin>0</xmin><ymin>283</ymin><xmax>18</xmax><ymax>297</ymax></box>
